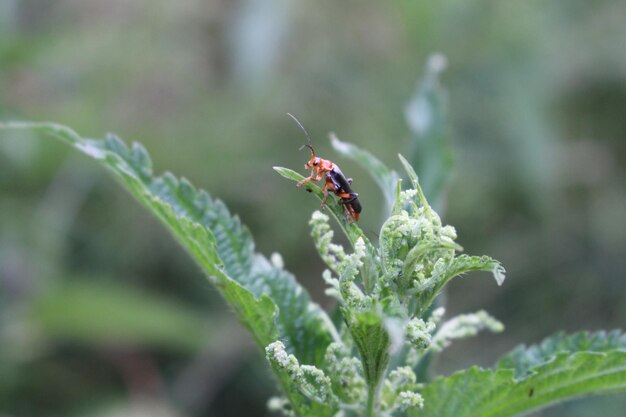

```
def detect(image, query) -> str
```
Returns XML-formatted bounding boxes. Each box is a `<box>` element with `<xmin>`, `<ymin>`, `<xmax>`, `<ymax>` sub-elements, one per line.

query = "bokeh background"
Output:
<box><xmin>1</xmin><ymin>1</ymin><xmax>625</xmax><ymax>416</ymax></box>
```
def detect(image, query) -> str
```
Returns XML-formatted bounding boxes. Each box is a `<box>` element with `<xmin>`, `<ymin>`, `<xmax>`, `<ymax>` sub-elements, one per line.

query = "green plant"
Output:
<box><xmin>1</xmin><ymin>119</ymin><xmax>625</xmax><ymax>417</ymax></box>
<box><xmin>0</xmin><ymin>57</ymin><xmax>621</xmax><ymax>417</ymax></box>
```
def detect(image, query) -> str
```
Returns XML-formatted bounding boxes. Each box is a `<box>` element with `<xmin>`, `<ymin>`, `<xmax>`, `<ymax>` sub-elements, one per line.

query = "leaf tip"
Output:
<box><xmin>329</xmin><ymin>133</ymin><xmax>351</xmax><ymax>155</ymax></box>
<box><xmin>272</xmin><ymin>166</ymin><xmax>294</xmax><ymax>179</ymax></box>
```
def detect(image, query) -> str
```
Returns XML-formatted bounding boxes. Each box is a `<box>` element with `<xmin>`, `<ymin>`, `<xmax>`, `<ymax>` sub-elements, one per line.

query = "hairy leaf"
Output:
<box><xmin>0</xmin><ymin>122</ymin><xmax>338</xmax><ymax>415</ymax></box>
<box><xmin>414</xmin><ymin>255</ymin><xmax>505</xmax><ymax>317</ymax></box>
<box><xmin>416</xmin><ymin>331</ymin><xmax>626</xmax><ymax>417</ymax></box>
<box><xmin>348</xmin><ymin>312</ymin><xmax>391</xmax><ymax>413</ymax></box>
<box><xmin>398</xmin><ymin>153</ymin><xmax>433</xmax><ymax>214</ymax></box>
<box><xmin>497</xmin><ymin>330</ymin><xmax>626</xmax><ymax>378</ymax></box>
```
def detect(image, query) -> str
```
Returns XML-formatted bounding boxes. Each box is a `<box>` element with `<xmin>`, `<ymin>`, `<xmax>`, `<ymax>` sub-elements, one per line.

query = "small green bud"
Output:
<box><xmin>397</xmin><ymin>391</ymin><xmax>424</xmax><ymax>411</ymax></box>
<box><xmin>406</xmin><ymin>317</ymin><xmax>436</xmax><ymax>350</ymax></box>
<box><xmin>266</xmin><ymin>341</ymin><xmax>300</xmax><ymax>377</ymax></box>
<box><xmin>431</xmin><ymin>307</ymin><xmax>446</xmax><ymax>323</ymax></box>
<box><xmin>389</xmin><ymin>366</ymin><xmax>417</xmax><ymax>388</ymax></box>
<box><xmin>266</xmin><ymin>341</ymin><xmax>337</xmax><ymax>405</ymax></box>
<box><xmin>324</xmin><ymin>343</ymin><xmax>366</xmax><ymax>404</ymax></box>
<box><xmin>322</xmin><ymin>269</ymin><xmax>342</xmax><ymax>301</ymax></box>
<box><xmin>310</xmin><ymin>211</ymin><xmax>346</xmax><ymax>273</ymax></box>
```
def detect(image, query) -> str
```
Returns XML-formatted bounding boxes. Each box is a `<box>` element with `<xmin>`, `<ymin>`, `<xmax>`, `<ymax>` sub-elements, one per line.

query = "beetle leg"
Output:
<box><xmin>297</xmin><ymin>176</ymin><xmax>315</xmax><ymax>188</ymax></box>
<box><xmin>297</xmin><ymin>169</ymin><xmax>322</xmax><ymax>188</ymax></box>
<box><xmin>340</xmin><ymin>203</ymin><xmax>359</xmax><ymax>222</ymax></box>
<box><xmin>321</xmin><ymin>184</ymin><xmax>330</xmax><ymax>209</ymax></box>
<box><xmin>321</xmin><ymin>178</ymin><xmax>335</xmax><ymax>209</ymax></box>
<box><xmin>336</xmin><ymin>193</ymin><xmax>359</xmax><ymax>222</ymax></box>
<box><xmin>342</xmin><ymin>205</ymin><xmax>354</xmax><ymax>223</ymax></box>
<box><xmin>347</xmin><ymin>206</ymin><xmax>359</xmax><ymax>222</ymax></box>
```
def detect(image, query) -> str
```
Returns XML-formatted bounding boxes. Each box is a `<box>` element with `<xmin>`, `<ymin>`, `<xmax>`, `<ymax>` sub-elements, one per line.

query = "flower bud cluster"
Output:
<box><xmin>310</xmin><ymin>212</ymin><xmax>372</xmax><ymax>311</ymax></box>
<box><xmin>324</xmin><ymin>343</ymin><xmax>366</xmax><ymax>404</ymax></box>
<box><xmin>380</xmin><ymin>366</ymin><xmax>424</xmax><ymax>413</ymax></box>
<box><xmin>405</xmin><ymin>317</ymin><xmax>436</xmax><ymax>350</ymax></box>
<box><xmin>431</xmin><ymin>310</ymin><xmax>504</xmax><ymax>352</ymax></box>
<box><xmin>379</xmin><ymin>206</ymin><xmax>459</xmax><ymax>297</ymax></box>
<box><xmin>310</xmin><ymin>211</ymin><xmax>347</xmax><ymax>273</ymax></box>
<box><xmin>266</xmin><ymin>341</ymin><xmax>337</xmax><ymax>405</ymax></box>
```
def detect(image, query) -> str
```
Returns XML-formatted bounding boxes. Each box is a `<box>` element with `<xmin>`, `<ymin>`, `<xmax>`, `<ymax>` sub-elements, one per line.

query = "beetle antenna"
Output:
<box><xmin>287</xmin><ymin>113</ymin><xmax>313</xmax><ymax>151</ymax></box>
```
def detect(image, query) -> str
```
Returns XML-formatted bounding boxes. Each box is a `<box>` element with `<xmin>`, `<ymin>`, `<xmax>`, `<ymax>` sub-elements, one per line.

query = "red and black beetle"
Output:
<box><xmin>288</xmin><ymin>113</ymin><xmax>362</xmax><ymax>222</ymax></box>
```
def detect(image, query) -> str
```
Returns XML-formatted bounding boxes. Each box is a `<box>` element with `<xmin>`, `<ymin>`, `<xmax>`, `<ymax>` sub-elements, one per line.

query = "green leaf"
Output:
<box><xmin>415</xmin><ymin>255</ymin><xmax>505</xmax><ymax>317</ymax></box>
<box><xmin>1</xmin><ymin>122</ymin><xmax>338</xmax><ymax>415</ymax></box>
<box><xmin>496</xmin><ymin>330</ymin><xmax>626</xmax><ymax>378</ymax></box>
<box><xmin>398</xmin><ymin>153</ymin><xmax>432</xmax><ymax>214</ymax></box>
<box><xmin>416</xmin><ymin>331</ymin><xmax>626</xmax><ymax>417</ymax></box>
<box><xmin>329</xmin><ymin>134</ymin><xmax>400</xmax><ymax>216</ymax></box>
<box><xmin>347</xmin><ymin>311</ymin><xmax>391</xmax><ymax>415</ymax></box>
<box><xmin>404</xmin><ymin>54</ymin><xmax>453</xmax><ymax>209</ymax></box>
<box><xmin>351</xmin><ymin>319</ymin><xmax>390</xmax><ymax>387</ymax></box>
<box><xmin>30</xmin><ymin>280</ymin><xmax>210</xmax><ymax>352</ymax></box>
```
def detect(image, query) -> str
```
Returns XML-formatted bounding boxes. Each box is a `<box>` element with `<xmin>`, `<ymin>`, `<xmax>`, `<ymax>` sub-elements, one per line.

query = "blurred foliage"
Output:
<box><xmin>1</xmin><ymin>0</ymin><xmax>625</xmax><ymax>416</ymax></box>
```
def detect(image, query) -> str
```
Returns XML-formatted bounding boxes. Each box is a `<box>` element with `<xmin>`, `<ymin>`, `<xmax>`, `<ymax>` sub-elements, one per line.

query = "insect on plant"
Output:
<box><xmin>3</xmin><ymin>58</ymin><xmax>626</xmax><ymax>417</ymax></box>
<box><xmin>3</xmin><ymin>114</ymin><xmax>626</xmax><ymax>417</ymax></box>
<box><xmin>288</xmin><ymin>113</ymin><xmax>362</xmax><ymax>222</ymax></box>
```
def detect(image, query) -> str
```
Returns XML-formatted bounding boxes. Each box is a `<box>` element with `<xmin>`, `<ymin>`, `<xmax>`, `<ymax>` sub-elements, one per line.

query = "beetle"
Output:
<box><xmin>288</xmin><ymin>113</ymin><xmax>362</xmax><ymax>222</ymax></box>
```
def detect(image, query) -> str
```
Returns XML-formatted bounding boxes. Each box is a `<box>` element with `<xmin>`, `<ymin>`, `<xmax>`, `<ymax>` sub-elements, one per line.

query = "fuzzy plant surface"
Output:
<box><xmin>1</xmin><ymin>121</ymin><xmax>626</xmax><ymax>417</ymax></box>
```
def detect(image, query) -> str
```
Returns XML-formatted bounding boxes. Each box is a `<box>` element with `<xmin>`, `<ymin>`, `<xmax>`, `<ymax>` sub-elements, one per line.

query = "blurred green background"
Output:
<box><xmin>1</xmin><ymin>1</ymin><xmax>625</xmax><ymax>416</ymax></box>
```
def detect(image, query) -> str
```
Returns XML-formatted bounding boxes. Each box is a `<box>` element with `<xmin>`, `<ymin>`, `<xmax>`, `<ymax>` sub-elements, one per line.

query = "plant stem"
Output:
<box><xmin>365</xmin><ymin>380</ymin><xmax>380</xmax><ymax>417</ymax></box>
